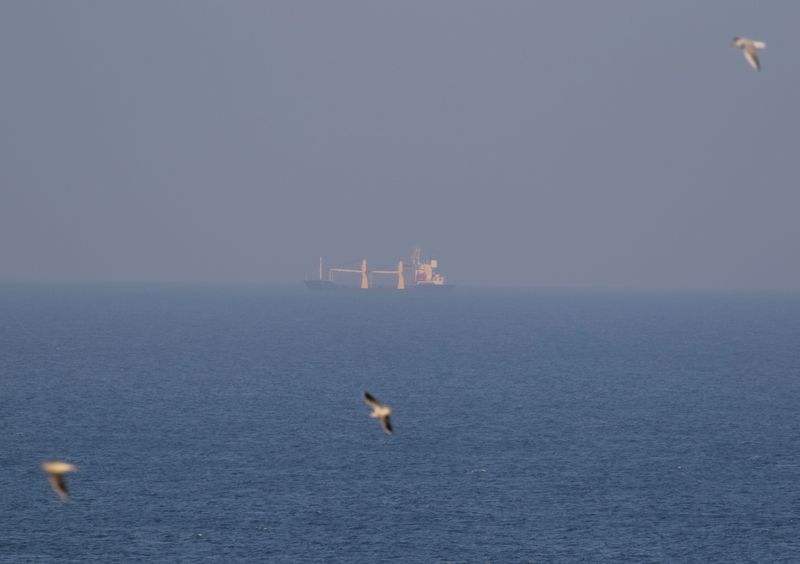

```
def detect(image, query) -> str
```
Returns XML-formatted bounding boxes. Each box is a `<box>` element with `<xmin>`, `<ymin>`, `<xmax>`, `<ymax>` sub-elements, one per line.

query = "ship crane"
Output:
<box><xmin>369</xmin><ymin>261</ymin><xmax>405</xmax><ymax>290</ymax></box>
<box><xmin>329</xmin><ymin>258</ymin><xmax>369</xmax><ymax>289</ymax></box>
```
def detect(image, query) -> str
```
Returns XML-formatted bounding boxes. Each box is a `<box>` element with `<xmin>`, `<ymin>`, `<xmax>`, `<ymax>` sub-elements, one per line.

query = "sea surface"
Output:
<box><xmin>2</xmin><ymin>284</ymin><xmax>799</xmax><ymax>563</ymax></box>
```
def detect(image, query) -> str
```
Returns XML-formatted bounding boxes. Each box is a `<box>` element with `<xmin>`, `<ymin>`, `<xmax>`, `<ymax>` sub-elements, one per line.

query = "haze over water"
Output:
<box><xmin>2</xmin><ymin>1</ymin><xmax>800</xmax><ymax>289</ymax></box>
<box><xmin>3</xmin><ymin>285</ymin><xmax>799</xmax><ymax>562</ymax></box>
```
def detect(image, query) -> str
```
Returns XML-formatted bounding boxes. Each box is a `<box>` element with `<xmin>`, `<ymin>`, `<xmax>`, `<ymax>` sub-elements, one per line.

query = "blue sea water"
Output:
<box><xmin>1</xmin><ymin>284</ymin><xmax>799</xmax><ymax>563</ymax></box>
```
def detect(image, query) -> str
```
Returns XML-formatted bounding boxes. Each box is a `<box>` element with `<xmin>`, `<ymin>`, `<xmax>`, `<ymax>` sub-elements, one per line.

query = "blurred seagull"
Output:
<box><xmin>732</xmin><ymin>37</ymin><xmax>766</xmax><ymax>71</ymax></box>
<box><xmin>41</xmin><ymin>461</ymin><xmax>76</xmax><ymax>498</ymax></box>
<box><xmin>363</xmin><ymin>391</ymin><xmax>393</xmax><ymax>435</ymax></box>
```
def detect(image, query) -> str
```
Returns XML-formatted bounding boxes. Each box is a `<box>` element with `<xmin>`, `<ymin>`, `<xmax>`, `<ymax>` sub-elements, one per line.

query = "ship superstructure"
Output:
<box><xmin>411</xmin><ymin>248</ymin><xmax>448</xmax><ymax>287</ymax></box>
<box><xmin>304</xmin><ymin>248</ymin><xmax>453</xmax><ymax>291</ymax></box>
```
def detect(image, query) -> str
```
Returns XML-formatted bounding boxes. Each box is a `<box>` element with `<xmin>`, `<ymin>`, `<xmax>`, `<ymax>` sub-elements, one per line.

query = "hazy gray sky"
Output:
<box><xmin>1</xmin><ymin>1</ymin><xmax>798</xmax><ymax>288</ymax></box>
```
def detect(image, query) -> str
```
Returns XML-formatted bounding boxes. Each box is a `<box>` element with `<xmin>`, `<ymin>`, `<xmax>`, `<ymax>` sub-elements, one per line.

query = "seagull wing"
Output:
<box><xmin>363</xmin><ymin>391</ymin><xmax>384</xmax><ymax>409</ymax></box>
<box><xmin>380</xmin><ymin>415</ymin><xmax>393</xmax><ymax>435</ymax></box>
<box><xmin>752</xmin><ymin>41</ymin><xmax>766</xmax><ymax>49</ymax></box>
<box><xmin>743</xmin><ymin>48</ymin><xmax>761</xmax><ymax>70</ymax></box>
<box><xmin>48</xmin><ymin>474</ymin><xmax>69</xmax><ymax>497</ymax></box>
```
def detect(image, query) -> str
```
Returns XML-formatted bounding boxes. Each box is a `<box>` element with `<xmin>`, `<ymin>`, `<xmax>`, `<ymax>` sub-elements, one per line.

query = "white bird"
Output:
<box><xmin>41</xmin><ymin>461</ymin><xmax>77</xmax><ymax>498</ymax></box>
<box><xmin>363</xmin><ymin>391</ymin><xmax>393</xmax><ymax>435</ymax></box>
<box><xmin>732</xmin><ymin>37</ymin><xmax>766</xmax><ymax>71</ymax></box>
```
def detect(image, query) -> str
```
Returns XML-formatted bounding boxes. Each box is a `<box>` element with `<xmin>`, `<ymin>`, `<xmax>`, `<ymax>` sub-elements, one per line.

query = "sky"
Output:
<box><xmin>1</xmin><ymin>1</ymin><xmax>799</xmax><ymax>289</ymax></box>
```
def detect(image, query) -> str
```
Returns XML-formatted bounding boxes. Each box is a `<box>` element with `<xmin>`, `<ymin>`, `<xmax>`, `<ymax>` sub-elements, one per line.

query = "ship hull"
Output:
<box><xmin>407</xmin><ymin>283</ymin><xmax>455</xmax><ymax>292</ymax></box>
<box><xmin>304</xmin><ymin>281</ymin><xmax>454</xmax><ymax>292</ymax></box>
<box><xmin>304</xmin><ymin>280</ymin><xmax>337</xmax><ymax>290</ymax></box>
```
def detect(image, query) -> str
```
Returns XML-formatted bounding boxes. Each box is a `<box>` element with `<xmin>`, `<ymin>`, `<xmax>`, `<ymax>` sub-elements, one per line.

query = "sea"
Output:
<box><xmin>1</xmin><ymin>284</ymin><xmax>799</xmax><ymax>563</ymax></box>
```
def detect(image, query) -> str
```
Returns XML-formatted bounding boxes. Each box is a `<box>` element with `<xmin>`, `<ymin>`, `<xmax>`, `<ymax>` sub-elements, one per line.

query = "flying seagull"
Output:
<box><xmin>732</xmin><ymin>37</ymin><xmax>766</xmax><ymax>71</ymax></box>
<box><xmin>41</xmin><ymin>461</ymin><xmax>77</xmax><ymax>498</ymax></box>
<box><xmin>363</xmin><ymin>391</ymin><xmax>393</xmax><ymax>435</ymax></box>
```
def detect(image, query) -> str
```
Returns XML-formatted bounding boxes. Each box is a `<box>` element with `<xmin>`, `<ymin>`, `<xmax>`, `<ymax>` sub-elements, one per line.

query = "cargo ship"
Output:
<box><xmin>304</xmin><ymin>248</ymin><xmax>454</xmax><ymax>292</ymax></box>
